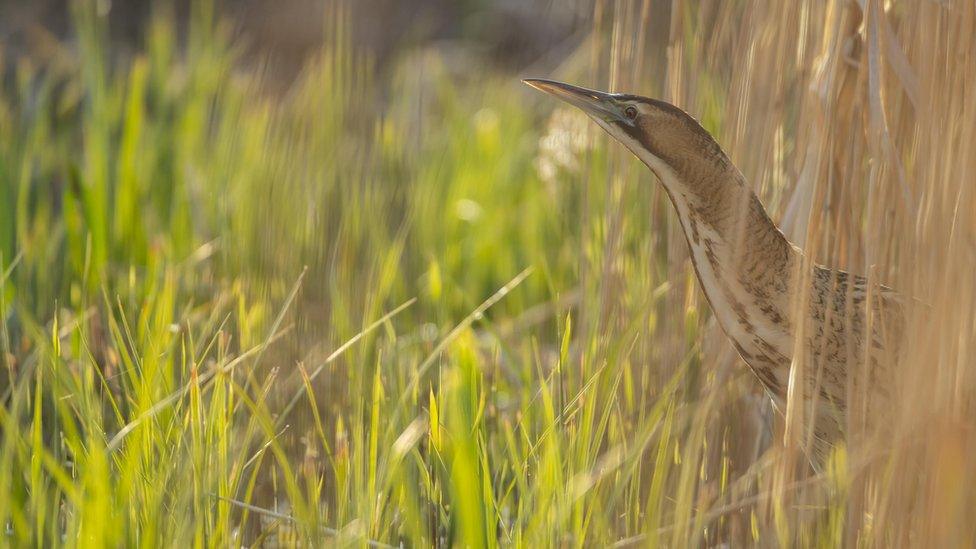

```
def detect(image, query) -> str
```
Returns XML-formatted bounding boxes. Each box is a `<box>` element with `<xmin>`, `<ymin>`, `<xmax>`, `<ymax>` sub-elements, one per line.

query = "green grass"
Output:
<box><xmin>1</xmin><ymin>0</ymin><xmax>974</xmax><ymax>546</ymax></box>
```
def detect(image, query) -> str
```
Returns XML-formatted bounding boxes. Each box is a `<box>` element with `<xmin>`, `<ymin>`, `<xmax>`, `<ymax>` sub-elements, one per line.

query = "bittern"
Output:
<box><xmin>525</xmin><ymin>79</ymin><xmax>901</xmax><ymax>464</ymax></box>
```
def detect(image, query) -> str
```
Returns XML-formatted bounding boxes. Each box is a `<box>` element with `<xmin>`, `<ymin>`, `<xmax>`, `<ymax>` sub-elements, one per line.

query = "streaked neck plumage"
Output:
<box><xmin>524</xmin><ymin>79</ymin><xmax>901</xmax><ymax>462</ymax></box>
<box><xmin>621</xmin><ymin>127</ymin><xmax>801</xmax><ymax>389</ymax></box>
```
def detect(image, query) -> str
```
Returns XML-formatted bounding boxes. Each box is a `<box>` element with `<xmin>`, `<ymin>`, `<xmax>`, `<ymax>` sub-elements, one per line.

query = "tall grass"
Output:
<box><xmin>0</xmin><ymin>0</ymin><xmax>973</xmax><ymax>546</ymax></box>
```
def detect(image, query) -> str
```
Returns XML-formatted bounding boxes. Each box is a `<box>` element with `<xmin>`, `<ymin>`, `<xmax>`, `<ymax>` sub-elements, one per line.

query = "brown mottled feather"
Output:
<box><xmin>620</xmin><ymin>96</ymin><xmax>902</xmax><ymax>464</ymax></box>
<box><xmin>527</xmin><ymin>80</ymin><xmax>903</xmax><ymax>466</ymax></box>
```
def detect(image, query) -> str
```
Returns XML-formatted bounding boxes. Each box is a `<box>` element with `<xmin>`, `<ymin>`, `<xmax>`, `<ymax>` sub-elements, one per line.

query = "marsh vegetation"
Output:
<box><xmin>0</xmin><ymin>0</ymin><xmax>974</xmax><ymax>546</ymax></box>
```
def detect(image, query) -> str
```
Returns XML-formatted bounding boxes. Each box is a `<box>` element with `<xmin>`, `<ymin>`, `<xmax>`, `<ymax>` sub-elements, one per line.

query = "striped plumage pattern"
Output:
<box><xmin>525</xmin><ymin>79</ymin><xmax>903</xmax><ymax>465</ymax></box>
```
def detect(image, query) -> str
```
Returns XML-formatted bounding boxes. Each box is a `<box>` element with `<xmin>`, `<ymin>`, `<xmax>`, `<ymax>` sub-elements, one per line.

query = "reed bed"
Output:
<box><xmin>0</xmin><ymin>0</ymin><xmax>973</xmax><ymax>546</ymax></box>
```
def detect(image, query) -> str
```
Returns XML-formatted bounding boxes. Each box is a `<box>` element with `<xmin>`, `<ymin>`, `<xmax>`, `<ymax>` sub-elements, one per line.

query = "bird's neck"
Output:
<box><xmin>640</xmin><ymin>152</ymin><xmax>800</xmax><ymax>373</ymax></box>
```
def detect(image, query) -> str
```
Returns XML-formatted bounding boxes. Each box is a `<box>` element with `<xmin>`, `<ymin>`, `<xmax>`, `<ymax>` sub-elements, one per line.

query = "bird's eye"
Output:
<box><xmin>624</xmin><ymin>106</ymin><xmax>638</xmax><ymax>120</ymax></box>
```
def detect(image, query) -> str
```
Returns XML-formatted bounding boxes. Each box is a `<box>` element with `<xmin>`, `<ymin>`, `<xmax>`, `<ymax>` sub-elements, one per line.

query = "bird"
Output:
<box><xmin>524</xmin><ymin>78</ymin><xmax>902</xmax><ymax>464</ymax></box>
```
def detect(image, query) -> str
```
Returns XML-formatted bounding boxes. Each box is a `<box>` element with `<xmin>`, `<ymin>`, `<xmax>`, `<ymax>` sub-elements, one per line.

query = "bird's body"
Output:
<box><xmin>525</xmin><ymin>79</ymin><xmax>901</xmax><ymax>462</ymax></box>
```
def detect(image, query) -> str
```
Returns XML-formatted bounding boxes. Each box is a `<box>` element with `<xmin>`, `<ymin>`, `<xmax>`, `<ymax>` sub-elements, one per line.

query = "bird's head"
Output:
<box><xmin>523</xmin><ymin>79</ymin><xmax>728</xmax><ymax>186</ymax></box>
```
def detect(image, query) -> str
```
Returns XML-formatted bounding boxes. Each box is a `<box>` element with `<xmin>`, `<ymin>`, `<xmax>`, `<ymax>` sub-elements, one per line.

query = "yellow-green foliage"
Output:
<box><xmin>0</xmin><ymin>0</ymin><xmax>973</xmax><ymax>546</ymax></box>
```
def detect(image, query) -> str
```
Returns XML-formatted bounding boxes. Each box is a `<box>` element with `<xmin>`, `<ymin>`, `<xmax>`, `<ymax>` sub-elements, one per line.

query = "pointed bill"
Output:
<box><xmin>522</xmin><ymin>79</ymin><xmax>622</xmax><ymax>122</ymax></box>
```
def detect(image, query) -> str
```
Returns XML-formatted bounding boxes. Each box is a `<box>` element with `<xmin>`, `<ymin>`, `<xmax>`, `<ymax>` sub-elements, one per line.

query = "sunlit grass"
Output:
<box><xmin>1</xmin><ymin>0</ymin><xmax>974</xmax><ymax>546</ymax></box>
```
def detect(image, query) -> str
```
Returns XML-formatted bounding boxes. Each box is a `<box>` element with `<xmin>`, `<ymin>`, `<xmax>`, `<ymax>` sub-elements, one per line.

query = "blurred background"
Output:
<box><xmin>1</xmin><ymin>0</ymin><xmax>594</xmax><ymax>75</ymax></box>
<box><xmin>1</xmin><ymin>0</ymin><xmax>974</xmax><ymax>546</ymax></box>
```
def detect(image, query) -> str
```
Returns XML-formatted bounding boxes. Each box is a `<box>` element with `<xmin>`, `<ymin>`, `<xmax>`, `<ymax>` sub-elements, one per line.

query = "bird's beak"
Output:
<box><xmin>523</xmin><ymin>78</ymin><xmax>623</xmax><ymax>123</ymax></box>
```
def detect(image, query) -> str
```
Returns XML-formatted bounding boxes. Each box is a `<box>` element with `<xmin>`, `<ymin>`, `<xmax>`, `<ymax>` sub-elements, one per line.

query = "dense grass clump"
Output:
<box><xmin>1</xmin><ymin>0</ymin><xmax>974</xmax><ymax>546</ymax></box>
